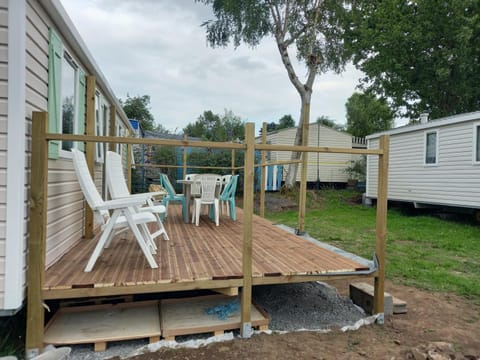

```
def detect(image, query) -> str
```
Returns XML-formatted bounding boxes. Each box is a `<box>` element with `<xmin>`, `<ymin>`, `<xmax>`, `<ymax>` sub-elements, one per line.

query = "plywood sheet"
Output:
<box><xmin>161</xmin><ymin>295</ymin><xmax>269</xmax><ymax>337</ymax></box>
<box><xmin>44</xmin><ymin>301</ymin><xmax>161</xmax><ymax>345</ymax></box>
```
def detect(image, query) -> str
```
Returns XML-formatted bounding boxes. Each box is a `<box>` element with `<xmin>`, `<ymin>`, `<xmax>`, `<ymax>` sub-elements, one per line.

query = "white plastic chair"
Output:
<box><xmin>221</xmin><ymin>175</ymin><xmax>232</xmax><ymax>192</ymax></box>
<box><xmin>185</xmin><ymin>173</ymin><xmax>201</xmax><ymax>199</ymax></box>
<box><xmin>191</xmin><ymin>174</ymin><xmax>220</xmax><ymax>226</ymax></box>
<box><xmin>106</xmin><ymin>151</ymin><xmax>169</xmax><ymax>242</ymax></box>
<box><xmin>71</xmin><ymin>149</ymin><xmax>158</xmax><ymax>272</ymax></box>
<box><xmin>220</xmin><ymin>175</ymin><xmax>232</xmax><ymax>215</ymax></box>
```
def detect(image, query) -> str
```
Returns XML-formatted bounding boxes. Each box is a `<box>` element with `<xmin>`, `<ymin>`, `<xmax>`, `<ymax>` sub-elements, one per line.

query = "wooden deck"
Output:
<box><xmin>43</xmin><ymin>206</ymin><xmax>373</xmax><ymax>299</ymax></box>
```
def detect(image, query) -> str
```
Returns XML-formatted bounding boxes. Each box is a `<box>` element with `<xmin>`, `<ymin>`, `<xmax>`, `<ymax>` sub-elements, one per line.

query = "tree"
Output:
<box><xmin>277</xmin><ymin>114</ymin><xmax>295</xmax><ymax>130</ymax></box>
<box><xmin>316</xmin><ymin>115</ymin><xmax>344</xmax><ymax>131</ymax></box>
<box><xmin>154</xmin><ymin>123</ymin><xmax>172</xmax><ymax>135</ymax></box>
<box><xmin>183</xmin><ymin>109</ymin><xmax>244</xmax><ymax>142</ymax></box>
<box><xmin>198</xmin><ymin>0</ymin><xmax>349</xmax><ymax>187</ymax></box>
<box><xmin>345</xmin><ymin>92</ymin><xmax>393</xmax><ymax>138</ymax></box>
<box><xmin>344</xmin><ymin>1</ymin><xmax>480</xmax><ymax>119</ymax></box>
<box><xmin>121</xmin><ymin>95</ymin><xmax>156</xmax><ymax>131</ymax></box>
<box><xmin>259</xmin><ymin>115</ymin><xmax>296</xmax><ymax>135</ymax></box>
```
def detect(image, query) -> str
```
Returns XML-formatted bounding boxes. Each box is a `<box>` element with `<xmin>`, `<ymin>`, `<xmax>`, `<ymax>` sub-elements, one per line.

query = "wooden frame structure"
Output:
<box><xmin>26</xmin><ymin>111</ymin><xmax>389</xmax><ymax>355</ymax></box>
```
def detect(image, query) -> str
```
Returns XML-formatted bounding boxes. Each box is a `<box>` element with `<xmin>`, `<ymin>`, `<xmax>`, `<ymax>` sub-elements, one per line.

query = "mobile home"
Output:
<box><xmin>259</xmin><ymin>123</ymin><xmax>365</xmax><ymax>185</ymax></box>
<box><xmin>0</xmin><ymin>0</ymin><xmax>132</xmax><ymax>315</ymax></box>
<box><xmin>366</xmin><ymin>111</ymin><xmax>480</xmax><ymax>216</ymax></box>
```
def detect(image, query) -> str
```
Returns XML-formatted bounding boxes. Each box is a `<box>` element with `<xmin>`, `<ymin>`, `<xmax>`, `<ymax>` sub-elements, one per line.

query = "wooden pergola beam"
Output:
<box><xmin>259</xmin><ymin>122</ymin><xmax>267</xmax><ymax>218</ymax></box>
<box><xmin>297</xmin><ymin>106</ymin><xmax>310</xmax><ymax>235</ymax></box>
<box><xmin>108</xmin><ymin>105</ymin><xmax>116</xmax><ymax>152</ymax></box>
<box><xmin>183</xmin><ymin>134</ymin><xmax>188</xmax><ymax>179</ymax></box>
<box><xmin>241</xmin><ymin>123</ymin><xmax>255</xmax><ymax>338</ymax></box>
<box><xmin>25</xmin><ymin>112</ymin><xmax>49</xmax><ymax>358</ymax></box>
<box><xmin>256</xmin><ymin>143</ymin><xmax>382</xmax><ymax>155</ymax></box>
<box><xmin>46</xmin><ymin>133</ymin><xmax>246</xmax><ymax>150</ymax></box>
<box><xmin>373</xmin><ymin>135</ymin><xmax>390</xmax><ymax>318</ymax></box>
<box><xmin>84</xmin><ymin>75</ymin><xmax>96</xmax><ymax>239</ymax></box>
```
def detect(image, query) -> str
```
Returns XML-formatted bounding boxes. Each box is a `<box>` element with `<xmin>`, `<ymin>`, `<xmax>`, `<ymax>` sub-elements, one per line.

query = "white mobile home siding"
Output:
<box><xmin>26</xmin><ymin>0</ymin><xmax>85</xmax><ymax>268</ymax></box>
<box><xmin>264</xmin><ymin>124</ymin><xmax>352</xmax><ymax>183</ymax></box>
<box><xmin>367</xmin><ymin>117</ymin><xmax>480</xmax><ymax>209</ymax></box>
<box><xmin>0</xmin><ymin>0</ymin><xmax>131</xmax><ymax>312</ymax></box>
<box><xmin>0</xmin><ymin>0</ymin><xmax>7</xmax><ymax>309</ymax></box>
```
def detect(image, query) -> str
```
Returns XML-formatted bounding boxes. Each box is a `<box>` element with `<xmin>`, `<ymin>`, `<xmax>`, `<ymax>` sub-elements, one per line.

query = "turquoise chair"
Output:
<box><xmin>159</xmin><ymin>173</ymin><xmax>187</xmax><ymax>222</ymax></box>
<box><xmin>219</xmin><ymin>175</ymin><xmax>238</xmax><ymax>221</ymax></box>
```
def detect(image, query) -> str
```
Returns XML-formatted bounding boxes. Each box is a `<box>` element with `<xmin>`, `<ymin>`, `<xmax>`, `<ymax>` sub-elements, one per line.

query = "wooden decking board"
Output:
<box><xmin>44</xmin><ymin>205</ymin><xmax>370</xmax><ymax>292</ymax></box>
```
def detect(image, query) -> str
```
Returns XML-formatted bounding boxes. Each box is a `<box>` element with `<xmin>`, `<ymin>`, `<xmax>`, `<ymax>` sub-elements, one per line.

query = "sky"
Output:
<box><xmin>60</xmin><ymin>0</ymin><xmax>366</xmax><ymax>134</ymax></box>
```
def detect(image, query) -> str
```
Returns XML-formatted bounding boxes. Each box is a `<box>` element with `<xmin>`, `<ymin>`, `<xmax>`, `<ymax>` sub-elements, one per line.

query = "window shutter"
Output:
<box><xmin>77</xmin><ymin>68</ymin><xmax>86</xmax><ymax>151</ymax></box>
<box><xmin>47</xmin><ymin>28</ymin><xmax>62</xmax><ymax>159</ymax></box>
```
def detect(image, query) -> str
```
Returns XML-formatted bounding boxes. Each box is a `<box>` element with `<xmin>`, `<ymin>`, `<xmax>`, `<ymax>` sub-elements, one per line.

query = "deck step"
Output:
<box><xmin>350</xmin><ymin>282</ymin><xmax>407</xmax><ymax>315</ymax></box>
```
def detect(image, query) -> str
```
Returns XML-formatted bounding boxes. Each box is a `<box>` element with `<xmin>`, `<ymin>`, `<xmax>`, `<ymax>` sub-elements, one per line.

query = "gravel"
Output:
<box><xmin>253</xmin><ymin>281</ymin><xmax>365</xmax><ymax>331</ymax></box>
<box><xmin>67</xmin><ymin>281</ymin><xmax>367</xmax><ymax>359</ymax></box>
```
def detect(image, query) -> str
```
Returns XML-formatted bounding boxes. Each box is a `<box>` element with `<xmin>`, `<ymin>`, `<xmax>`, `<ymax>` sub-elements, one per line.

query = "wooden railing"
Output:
<box><xmin>26</xmin><ymin>111</ymin><xmax>388</xmax><ymax>355</ymax></box>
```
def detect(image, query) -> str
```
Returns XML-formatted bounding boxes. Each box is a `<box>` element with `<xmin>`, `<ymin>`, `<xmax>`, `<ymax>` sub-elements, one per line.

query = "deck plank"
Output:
<box><xmin>44</xmin><ymin>205</ymin><xmax>369</xmax><ymax>291</ymax></box>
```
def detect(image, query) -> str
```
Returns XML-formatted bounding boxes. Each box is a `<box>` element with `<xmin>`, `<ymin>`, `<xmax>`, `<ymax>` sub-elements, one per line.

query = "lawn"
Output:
<box><xmin>265</xmin><ymin>189</ymin><xmax>480</xmax><ymax>303</ymax></box>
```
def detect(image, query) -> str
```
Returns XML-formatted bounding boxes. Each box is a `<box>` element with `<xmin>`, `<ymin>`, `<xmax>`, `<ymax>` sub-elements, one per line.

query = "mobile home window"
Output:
<box><xmin>117</xmin><ymin>124</ymin><xmax>125</xmax><ymax>155</ymax></box>
<box><xmin>95</xmin><ymin>92</ymin><xmax>104</xmax><ymax>162</ymax></box>
<box><xmin>60</xmin><ymin>55</ymin><xmax>77</xmax><ymax>152</ymax></box>
<box><xmin>425</xmin><ymin>131</ymin><xmax>437</xmax><ymax>165</ymax></box>
<box><xmin>475</xmin><ymin>124</ymin><xmax>480</xmax><ymax>162</ymax></box>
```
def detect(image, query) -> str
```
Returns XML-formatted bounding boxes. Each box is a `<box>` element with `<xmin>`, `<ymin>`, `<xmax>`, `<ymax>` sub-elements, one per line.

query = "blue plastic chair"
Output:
<box><xmin>219</xmin><ymin>175</ymin><xmax>238</xmax><ymax>221</ymax></box>
<box><xmin>159</xmin><ymin>173</ymin><xmax>187</xmax><ymax>222</ymax></box>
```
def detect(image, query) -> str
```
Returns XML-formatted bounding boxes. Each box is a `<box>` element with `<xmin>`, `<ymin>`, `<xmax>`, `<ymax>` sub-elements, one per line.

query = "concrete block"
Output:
<box><xmin>349</xmin><ymin>282</ymin><xmax>393</xmax><ymax>316</ymax></box>
<box><xmin>392</xmin><ymin>296</ymin><xmax>407</xmax><ymax>314</ymax></box>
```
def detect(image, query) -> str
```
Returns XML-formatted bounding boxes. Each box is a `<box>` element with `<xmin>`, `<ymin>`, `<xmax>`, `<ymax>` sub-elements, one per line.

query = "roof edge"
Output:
<box><xmin>366</xmin><ymin>111</ymin><xmax>480</xmax><ymax>139</ymax></box>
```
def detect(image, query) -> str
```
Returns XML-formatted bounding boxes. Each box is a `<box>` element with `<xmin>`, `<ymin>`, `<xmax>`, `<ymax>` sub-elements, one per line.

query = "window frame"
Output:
<box><xmin>473</xmin><ymin>122</ymin><xmax>480</xmax><ymax>164</ymax></box>
<box><xmin>94</xmin><ymin>91</ymin><xmax>104</xmax><ymax>163</ymax></box>
<box><xmin>424</xmin><ymin>129</ymin><xmax>439</xmax><ymax>166</ymax></box>
<box><xmin>58</xmin><ymin>52</ymin><xmax>79</xmax><ymax>159</ymax></box>
<box><xmin>117</xmin><ymin>123</ymin><xmax>125</xmax><ymax>155</ymax></box>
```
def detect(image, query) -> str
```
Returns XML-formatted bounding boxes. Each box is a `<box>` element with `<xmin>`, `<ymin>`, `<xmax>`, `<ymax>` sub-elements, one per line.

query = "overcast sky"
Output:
<box><xmin>60</xmin><ymin>0</ymin><xmax>365</xmax><ymax>133</ymax></box>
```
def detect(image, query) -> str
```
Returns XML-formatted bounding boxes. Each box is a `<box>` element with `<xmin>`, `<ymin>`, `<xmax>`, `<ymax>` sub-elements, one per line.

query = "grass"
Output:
<box><xmin>266</xmin><ymin>189</ymin><xmax>480</xmax><ymax>303</ymax></box>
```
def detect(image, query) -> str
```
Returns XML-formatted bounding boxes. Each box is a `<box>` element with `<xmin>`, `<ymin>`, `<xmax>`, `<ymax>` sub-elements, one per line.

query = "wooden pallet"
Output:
<box><xmin>44</xmin><ymin>300</ymin><xmax>161</xmax><ymax>352</ymax></box>
<box><xmin>44</xmin><ymin>295</ymin><xmax>269</xmax><ymax>350</ymax></box>
<box><xmin>160</xmin><ymin>295</ymin><xmax>269</xmax><ymax>341</ymax></box>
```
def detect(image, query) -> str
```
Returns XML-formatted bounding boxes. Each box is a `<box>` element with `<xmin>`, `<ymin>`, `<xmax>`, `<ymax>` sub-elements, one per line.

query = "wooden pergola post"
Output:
<box><xmin>373</xmin><ymin>134</ymin><xmax>390</xmax><ymax>320</ymax></box>
<box><xmin>127</xmin><ymin>130</ymin><xmax>132</xmax><ymax>192</ymax></box>
<box><xmin>26</xmin><ymin>112</ymin><xmax>49</xmax><ymax>358</ymax></box>
<box><xmin>109</xmin><ymin>105</ymin><xmax>116</xmax><ymax>152</ymax></box>
<box><xmin>240</xmin><ymin>122</ymin><xmax>255</xmax><ymax>338</ymax></box>
<box><xmin>183</xmin><ymin>134</ymin><xmax>188</xmax><ymax>179</ymax></box>
<box><xmin>84</xmin><ymin>75</ymin><xmax>96</xmax><ymax>239</ymax></box>
<box><xmin>297</xmin><ymin>104</ymin><xmax>310</xmax><ymax>234</ymax></box>
<box><xmin>259</xmin><ymin>122</ymin><xmax>267</xmax><ymax>218</ymax></box>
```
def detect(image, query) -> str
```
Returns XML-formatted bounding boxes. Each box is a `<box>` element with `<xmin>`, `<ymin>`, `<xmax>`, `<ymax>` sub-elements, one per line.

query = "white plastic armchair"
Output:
<box><xmin>106</xmin><ymin>151</ymin><xmax>169</xmax><ymax>242</ymax></box>
<box><xmin>71</xmin><ymin>149</ymin><xmax>158</xmax><ymax>272</ymax></box>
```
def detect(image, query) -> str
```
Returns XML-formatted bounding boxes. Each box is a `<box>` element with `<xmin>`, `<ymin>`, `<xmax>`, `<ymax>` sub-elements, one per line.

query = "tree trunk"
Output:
<box><xmin>284</xmin><ymin>91</ymin><xmax>312</xmax><ymax>188</ymax></box>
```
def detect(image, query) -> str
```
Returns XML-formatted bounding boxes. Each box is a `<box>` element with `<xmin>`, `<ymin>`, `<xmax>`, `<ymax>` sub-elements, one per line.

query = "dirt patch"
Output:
<box><xmin>120</xmin><ymin>280</ymin><xmax>480</xmax><ymax>360</ymax></box>
<box><xmin>252</xmin><ymin>191</ymin><xmax>329</xmax><ymax>212</ymax></box>
<box><xmin>254</xmin><ymin>192</ymin><xmax>298</xmax><ymax>212</ymax></box>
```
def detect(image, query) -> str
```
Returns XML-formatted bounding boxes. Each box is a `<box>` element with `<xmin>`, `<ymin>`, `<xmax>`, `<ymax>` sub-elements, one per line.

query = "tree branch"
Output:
<box><xmin>276</xmin><ymin>40</ymin><xmax>305</xmax><ymax>95</ymax></box>
<box><xmin>283</xmin><ymin>0</ymin><xmax>290</xmax><ymax>35</ymax></box>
